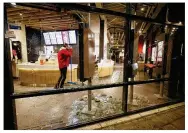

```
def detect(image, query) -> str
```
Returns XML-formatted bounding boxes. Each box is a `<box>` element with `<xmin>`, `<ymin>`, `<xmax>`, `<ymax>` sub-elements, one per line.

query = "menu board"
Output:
<box><xmin>43</xmin><ymin>30</ymin><xmax>77</xmax><ymax>45</ymax></box>
<box><xmin>68</xmin><ymin>30</ymin><xmax>76</xmax><ymax>44</ymax></box>
<box><xmin>62</xmin><ymin>31</ymin><xmax>70</xmax><ymax>44</ymax></box>
<box><xmin>55</xmin><ymin>31</ymin><xmax>63</xmax><ymax>44</ymax></box>
<box><xmin>43</xmin><ymin>33</ymin><xmax>51</xmax><ymax>45</ymax></box>
<box><xmin>49</xmin><ymin>32</ymin><xmax>57</xmax><ymax>44</ymax></box>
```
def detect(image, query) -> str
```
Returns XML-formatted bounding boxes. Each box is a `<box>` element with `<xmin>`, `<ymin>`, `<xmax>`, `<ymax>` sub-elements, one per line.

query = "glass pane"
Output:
<box><xmin>15</xmin><ymin>87</ymin><xmax>124</xmax><ymax>129</ymax></box>
<box><xmin>127</xmin><ymin>82</ymin><xmax>172</xmax><ymax>112</ymax></box>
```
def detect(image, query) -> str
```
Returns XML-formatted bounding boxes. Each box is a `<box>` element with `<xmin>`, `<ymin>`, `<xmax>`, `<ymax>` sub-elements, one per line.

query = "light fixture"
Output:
<box><xmin>138</xmin><ymin>30</ymin><xmax>142</xmax><ymax>34</ymax></box>
<box><xmin>141</xmin><ymin>8</ymin><xmax>144</xmax><ymax>11</ymax></box>
<box><xmin>11</xmin><ymin>3</ymin><xmax>16</xmax><ymax>6</ymax></box>
<box><xmin>165</xmin><ymin>25</ymin><xmax>168</xmax><ymax>28</ymax></box>
<box><xmin>179</xmin><ymin>21</ymin><xmax>182</xmax><ymax>25</ymax></box>
<box><xmin>173</xmin><ymin>27</ymin><xmax>175</xmax><ymax>30</ymax></box>
<box><xmin>19</xmin><ymin>13</ymin><xmax>22</xmax><ymax>16</ymax></box>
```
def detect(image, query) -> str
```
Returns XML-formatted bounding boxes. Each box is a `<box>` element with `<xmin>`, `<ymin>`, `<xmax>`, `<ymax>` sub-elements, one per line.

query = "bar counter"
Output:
<box><xmin>17</xmin><ymin>63</ymin><xmax>78</xmax><ymax>86</ymax></box>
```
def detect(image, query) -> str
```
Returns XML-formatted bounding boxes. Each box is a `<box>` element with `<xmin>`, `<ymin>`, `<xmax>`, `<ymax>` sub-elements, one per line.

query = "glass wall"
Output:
<box><xmin>5</xmin><ymin>3</ymin><xmax>184</xmax><ymax>130</ymax></box>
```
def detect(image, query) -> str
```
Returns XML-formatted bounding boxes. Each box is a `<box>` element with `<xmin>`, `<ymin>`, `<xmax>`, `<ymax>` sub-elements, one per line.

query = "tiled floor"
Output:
<box><xmin>88</xmin><ymin>103</ymin><xmax>185</xmax><ymax>130</ymax></box>
<box><xmin>13</xmin><ymin>64</ymin><xmax>172</xmax><ymax>129</ymax></box>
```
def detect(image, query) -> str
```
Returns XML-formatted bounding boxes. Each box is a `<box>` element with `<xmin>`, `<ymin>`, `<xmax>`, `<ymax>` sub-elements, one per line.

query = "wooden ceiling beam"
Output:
<box><xmin>8</xmin><ymin>15</ymin><xmax>72</xmax><ymax>22</ymax></box>
<box><xmin>27</xmin><ymin>23</ymin><xmax>78</xmax><ymax>27</ymax></box>
<box><xmin>9</xmin><ymin>17</ymin><xmax>75</xmax><ymax>23</ymax></box>
<box><xmin>28</xmin><ymin>25</ymin><xmax>79</xmax><ymax>30</ymax></box>
<box><xmin>23</xmin><ymin>20</ymin><xmax>77</xmax><ymax>25</ymax></box>
<box><xmin>7</xmin><ymin>13</ymin><xmax>69</xmax><ymax>20</ymax></box>
<box><xmin>7</xmin><ymin>10</ymin><xmax>53</xmax><ymax>17</ymax></box>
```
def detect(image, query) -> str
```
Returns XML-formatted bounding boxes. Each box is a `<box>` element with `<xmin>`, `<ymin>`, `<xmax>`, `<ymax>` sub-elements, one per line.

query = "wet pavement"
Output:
<box><xmin>76</xmin><ymin>102</ymin><xmax>185</xmax><ymax>130</ymax></box>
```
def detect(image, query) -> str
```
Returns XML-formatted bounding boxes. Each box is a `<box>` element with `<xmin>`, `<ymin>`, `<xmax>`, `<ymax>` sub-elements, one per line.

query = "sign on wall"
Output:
<box><xmin>5</xmin><ymin>31</ymin><xmax>16</xmax><ymax>38</ymax></box>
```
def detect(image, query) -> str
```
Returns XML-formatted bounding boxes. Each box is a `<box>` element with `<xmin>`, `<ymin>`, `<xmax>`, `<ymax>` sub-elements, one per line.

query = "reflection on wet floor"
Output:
<box><xmin>13</xmin><ymin>64</ymin><xmax>171</xmax><ymax>129</ymax></box>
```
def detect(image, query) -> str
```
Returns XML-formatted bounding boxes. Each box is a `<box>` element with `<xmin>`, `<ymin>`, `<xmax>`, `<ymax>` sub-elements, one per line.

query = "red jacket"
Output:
<box><xmin>58</xmin><ymin>47</ymin><xmax>73</xmax><ymax>69</ymax></box>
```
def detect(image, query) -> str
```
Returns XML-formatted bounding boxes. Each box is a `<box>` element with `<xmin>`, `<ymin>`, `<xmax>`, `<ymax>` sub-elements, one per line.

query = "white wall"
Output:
<box><xmin>9</xmin><ymin>24</ymin><xmax>28</xmax><ymax>62</ymax></box>
<box><xmin>90</xmin><ymin>14</ymin><xmax>108</xmax><ymax>59</ymax></box>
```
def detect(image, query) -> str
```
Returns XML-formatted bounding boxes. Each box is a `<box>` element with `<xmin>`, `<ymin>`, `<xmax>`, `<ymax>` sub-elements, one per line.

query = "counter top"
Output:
<box><xmin>17</xmin><ymin>63</ymin><xmax>78</xmax><ymax>70</ymax></box>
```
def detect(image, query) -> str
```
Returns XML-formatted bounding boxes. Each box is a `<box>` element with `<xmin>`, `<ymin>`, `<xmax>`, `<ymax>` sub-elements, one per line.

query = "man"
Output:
<box><xmin>55</xmin><ymin>43</ymin><xmax>73</xmax><ymax>89</ymax></box>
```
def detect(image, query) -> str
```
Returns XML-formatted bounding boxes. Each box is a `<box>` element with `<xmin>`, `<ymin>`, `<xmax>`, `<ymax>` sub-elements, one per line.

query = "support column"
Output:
<box><xmin>78</xmin><ymin>23</ymin><xmax>84</xmax><ymax>82</ymax></box>
<box><xmin>168</xmin><ymin>27</ymin><xmax>184</xmax><ymax>99</ymax></box>
<box><xmin>99</xmin><ymin>19</ymin><xmax>104</xmax><ymax>61</ymax></box>
<box><xmin>4</xmin><ymin>4</ymin><xmax>17</xmax><ymax>130</ymax></box>
<box><xmin>122</xmin><ymin>3</ymin><xmax>130</xmax><ymax>112</ymax></box>
<box><xmin>155</xmin><ymin>28</ymin><xmax>169</xmax><ymax>98</ymax></box>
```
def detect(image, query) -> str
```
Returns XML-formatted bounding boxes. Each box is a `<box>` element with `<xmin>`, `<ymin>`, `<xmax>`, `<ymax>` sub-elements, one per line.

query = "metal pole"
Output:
<box><xmin>122</xmin><ymin>3</ymin><xmax>131</xmax><ymax>112</ymax></box>
<box><xmin>88</xmin><ymin>78</ymin><xmax>92</xmax><ymax>111</ymax></box>
<box><xmin>129</xmin><ymin>78</ymin><xmax>134</xmax><ymax>103</ymax></box>
<box><xmin>4</xmin><ymin>4</ymin><xmax>17</xmax><ymax>130</ymax></box>
<box><xmin>87</xmin><ymin>3</ymin><xmax>92</xmax><ymax>111</ymax></box>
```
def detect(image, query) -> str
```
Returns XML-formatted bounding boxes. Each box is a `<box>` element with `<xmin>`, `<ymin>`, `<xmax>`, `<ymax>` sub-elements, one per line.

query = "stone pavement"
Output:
<box><xmin>76</xmin><ymin>102</ymin><xmax>185</xmax><ymax>130</ymax></box>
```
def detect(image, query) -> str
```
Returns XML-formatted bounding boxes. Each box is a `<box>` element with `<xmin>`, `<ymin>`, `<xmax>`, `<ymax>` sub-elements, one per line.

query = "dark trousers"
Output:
<box><xmin>55</xmin><ymin>67</ymin><xmax>67</xmax><ymax>88</ymax></box>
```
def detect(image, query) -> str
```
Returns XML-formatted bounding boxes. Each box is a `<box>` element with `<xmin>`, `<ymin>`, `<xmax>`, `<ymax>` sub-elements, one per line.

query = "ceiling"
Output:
<box><xmin>7</xmin><ymin>5</ymin><xmax>79</xmax><ymax>30</ymax></box>
<box><xmin>6</xmin><ymin>3</ymin><xmax>165</xmax><ymax>44</ymax></box>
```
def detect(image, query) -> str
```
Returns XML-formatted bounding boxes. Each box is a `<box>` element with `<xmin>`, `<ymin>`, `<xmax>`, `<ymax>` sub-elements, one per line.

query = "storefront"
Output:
<box><xmin>4</xmin><ymin>3</ymin><xmax>185</xmax><ymax>130</ymax></box>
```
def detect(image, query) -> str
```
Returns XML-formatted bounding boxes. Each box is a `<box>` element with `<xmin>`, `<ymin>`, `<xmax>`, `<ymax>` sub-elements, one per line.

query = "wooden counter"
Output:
<box><xmin>18</xmin><ymin>63</ymin><xmax>78</xmax><ymax>86</ymax></box>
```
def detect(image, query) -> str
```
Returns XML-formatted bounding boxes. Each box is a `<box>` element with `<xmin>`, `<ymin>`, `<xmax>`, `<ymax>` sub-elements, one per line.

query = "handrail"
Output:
<box><xmin>11</xmin><ymin>78</ymin><xmax>169</xmax><ymax>99</ymax></box>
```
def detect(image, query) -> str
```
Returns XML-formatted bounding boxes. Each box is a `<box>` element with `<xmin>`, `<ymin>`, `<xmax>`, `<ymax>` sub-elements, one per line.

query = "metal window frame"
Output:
<box><xmin>4</xmin><ymin>3</ymin><xmax>184</xmax><ymax>130</ymax></box>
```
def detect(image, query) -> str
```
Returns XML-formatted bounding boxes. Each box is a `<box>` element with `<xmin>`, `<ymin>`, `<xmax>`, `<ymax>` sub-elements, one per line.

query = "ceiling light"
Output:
<box><xmin>173</xmin><ymin>27</ymin><xmax>175</xmax><ymax>30</ymax></box>
<box><xmin>138</xmin><ymin>30</ymin><xmax>142</xmax><ymax>34</ymax></box>
<box><xmin>141</xmin><ymin>8</ymin><xmax>144</xmax><ymax>11</ymax></box>
<box><xmin>11</xmin><ymin>3</ymin><xmax>16</xmax><ymax>6</ymax></box>
<box><xmin>179</xmin><ymin>21</ymin><xmax>182</xmax><ymax>25</ymax></box>
<box><xmin>19</xmin><ymin>13</ymin><xmax>22</xmax><ymax>16</ymax></box>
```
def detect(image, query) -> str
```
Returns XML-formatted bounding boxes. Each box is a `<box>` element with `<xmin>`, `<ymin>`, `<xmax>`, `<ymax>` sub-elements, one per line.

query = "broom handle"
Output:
<box><xmin>71</xmin><ymin>56</ymin><xmax>72</xmax><ymax>82</ymax></box>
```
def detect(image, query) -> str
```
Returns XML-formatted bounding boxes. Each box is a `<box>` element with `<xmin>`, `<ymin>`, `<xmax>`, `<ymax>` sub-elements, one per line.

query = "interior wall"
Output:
<box><xmin>9</xmin><ymin>24</ymin><xmax>28</xmax><ymax>62</ymax></box>
<box><xmin>90</xmin><ymin>14</ymin><xmax>108</xmax><ymax>60</ymax></box>
<box><xmin>90</xmin><ymin>14</ymin><xmax>100</xmax><ymax>58</ymax></box>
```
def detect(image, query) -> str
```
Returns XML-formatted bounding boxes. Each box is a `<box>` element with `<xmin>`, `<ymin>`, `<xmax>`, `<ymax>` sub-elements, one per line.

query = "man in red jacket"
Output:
<box><xmin>55</xmin><ymin>43</ymin><xmax>73</xmax><ymax>89</ymax></box>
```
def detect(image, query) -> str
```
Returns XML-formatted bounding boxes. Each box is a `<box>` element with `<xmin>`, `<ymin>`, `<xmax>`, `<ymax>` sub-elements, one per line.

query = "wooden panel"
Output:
<box><xmin>83</xmin><ymin>29</ymin><xmax>95</xmax><ymax>78</ymax></box>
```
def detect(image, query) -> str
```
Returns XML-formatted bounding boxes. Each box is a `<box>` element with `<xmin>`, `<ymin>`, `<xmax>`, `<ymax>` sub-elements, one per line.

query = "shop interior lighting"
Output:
<box><xmin>11</xmin><ymin>3</ymin><xmax>16</xmax><ymax>6</ymax></box>
<box><xmin>179</xmin><ymin>21</ymin><xmax>182</xmax><ymax>25</ymax></box>
<box><xmin>19</xmin><ymin>13</ymin><xmax>22</xmax><ymax>16</ymax></box>
<box><xmin>141</xmin><ymin>7</ymin><xmax>145</xmax><ymax>11</ymax></box>
<box><xmin>138</xmin><ymin>30</ymin><xmax>142</xmax><ymax>34</ymax></box>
